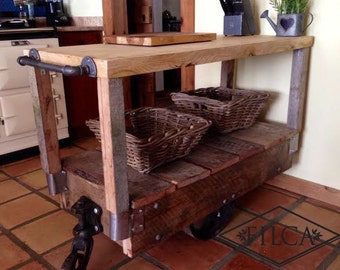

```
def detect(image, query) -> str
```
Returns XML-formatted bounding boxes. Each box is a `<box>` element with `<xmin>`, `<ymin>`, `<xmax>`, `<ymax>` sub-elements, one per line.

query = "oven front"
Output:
<box><xmin>0</xmin><ymin>36</ymin><xmax>69</xmax><ymax>156</ymax></box>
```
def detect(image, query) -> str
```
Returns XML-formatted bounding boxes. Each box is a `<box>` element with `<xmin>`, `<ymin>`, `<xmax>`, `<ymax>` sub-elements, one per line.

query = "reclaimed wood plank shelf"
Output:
<box><xmin>26</xmin><ymin>35</ymin><xmax>314</xmax><ymax>257</ymax></box>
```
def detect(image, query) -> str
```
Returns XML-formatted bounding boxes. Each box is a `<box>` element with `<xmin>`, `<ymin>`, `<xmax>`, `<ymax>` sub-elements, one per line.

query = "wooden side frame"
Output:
<box><xmin>180</xmin><ymin>0</ymin><xmax>195</xmax><ymax>91</ymax></box>
<box><xmin>287</xmin><ymin>48</ymin><xmax>311</xmax><ymax>131</ymax></box>
<box><xmin>29</xmin><ymin>67</ymin><xmax>61</xmax><ymax>174</ymax></box>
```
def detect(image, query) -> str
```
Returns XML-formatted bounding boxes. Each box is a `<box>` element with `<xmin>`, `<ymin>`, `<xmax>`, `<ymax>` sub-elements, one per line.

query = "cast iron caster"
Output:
<box><xmin>190</xmin><ymin>202</ymin><xmax>234</xmax><ymax>241</ymax></box>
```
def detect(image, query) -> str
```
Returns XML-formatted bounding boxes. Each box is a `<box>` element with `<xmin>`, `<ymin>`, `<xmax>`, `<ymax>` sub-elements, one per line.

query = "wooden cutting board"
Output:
<box><xmin>115</xmin><ymin>32</ymin><xmax>217</xmax><ymax>46</ymax></box>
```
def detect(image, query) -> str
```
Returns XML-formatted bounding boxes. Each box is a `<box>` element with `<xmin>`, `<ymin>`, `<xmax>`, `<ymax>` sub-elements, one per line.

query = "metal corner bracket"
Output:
<box><xmin>289</xmin><ymin>133</ymin><xmax>300</xmax><ymax>154</ymax></box>
<box><xmin>46</xmin><ymin>170</ymin><xmax>68</xmax><ymax>196</ymax></box>
<box><xmin>109</xmin><ymin>208</ymin><xmax>145</xmax><ymax>241</ymax></box>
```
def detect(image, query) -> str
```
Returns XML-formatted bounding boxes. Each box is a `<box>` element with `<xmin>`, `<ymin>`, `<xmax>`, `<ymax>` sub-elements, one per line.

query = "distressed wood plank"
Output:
<box><xmin>254</xmin><ymin>122</ymin><xmax>298</xmax><ymax>139</ymax></box>
<box><xmin>126</xmin><ymin>140</ymin><xmax>292</xmax><ymax>256</ymax></box>
<box><xmin>127</xmin><ymin>167</ymin><xmax>176</xmax><ymax>209</ymax></box>
<box><xmin>151</xmin><ymin>160</ymin><xmax>210</xmax><ymax>188</ymax></box>
<box><xmin>97</xmin><ymin>77</ymin><xmax>129</xmax><ymax>214</ymax></box>
<box><xmin>61</xmin><ymin>124</ymin><xmax>294</xmax><ymax>256</ymax></box>
<box><xmin>116</xmin><ymin>32</ymin><xmax>216</xmax><ymax>46</ymax></box>
<box><xmin>203</xmin><ymin>133</ymin><xmax>264</xmax><ymax>160</ymax></box>
<box><xmin>287</xmin><ymin>48</ymin><xmax>311</xmax><ymax>131</ymax></box>
<box><xmin>221</xmin><ymin>60</ymin><xmax>236</xmax><ymax>88</ymax></box>
<box><xmin>36</xmin><ymin>36</ymin><xmax>314</xmax><ymax>79</ymax></box>
<box><xmin>62</xmin><ymin>150</ymin><xmax>176</xmax><ymax>210</ymax></box>
<box><xmin>29</xmin><ymin>67</ymin><xmax>61</xmax><ymax>173</ymax></box>
<box><xmin>184</xmin><ymin>144</ymin><xmax>239</xmax><ymax>174</ymax></box>
<box><xmin>229</xmin><ymin>122</ymin><xmax>297</xmax><ymax>149</ymax></box>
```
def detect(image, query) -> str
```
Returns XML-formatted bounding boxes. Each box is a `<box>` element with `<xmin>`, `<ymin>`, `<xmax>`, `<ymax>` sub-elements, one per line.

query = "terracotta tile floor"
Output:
<box><xmin>0</xmin><ymin>137</ymin><xmax>339</xmax><ymax>270</ymax></box>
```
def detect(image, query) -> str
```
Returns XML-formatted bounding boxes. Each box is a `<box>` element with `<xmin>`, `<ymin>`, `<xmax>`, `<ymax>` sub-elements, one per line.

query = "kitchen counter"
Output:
<box><xmin>0</xmin><ymin>27</ymin><xmax>56</xmax><ymax>40</ymax></box>
<box><xmin>56</xmin><ymin>26</ymin><xmax>103</xmax><ymax>32</ymax></box>
<box><xmin>0</xmin><ymin>25</ymin><xmax>102</xmax><ymax>41</ymax></box>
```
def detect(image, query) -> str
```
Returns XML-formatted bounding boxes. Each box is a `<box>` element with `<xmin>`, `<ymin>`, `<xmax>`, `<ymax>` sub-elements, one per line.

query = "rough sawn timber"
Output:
<box><xmin>61</xmin><ymin>122</ymin><xmax>297</xmax><ymax>256</ymax></box>
<box><xmin>34</xmin><ymin>36</ymin><xmax>314</xmax><ymax>79</ymax></box>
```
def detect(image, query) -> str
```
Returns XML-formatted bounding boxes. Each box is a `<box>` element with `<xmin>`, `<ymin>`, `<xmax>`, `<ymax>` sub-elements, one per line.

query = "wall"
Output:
<box><xmin>63</xmin><ymin>0</ymin><xmax>340</xmax><ymax>190</ymax></box>
<box><xmin>62</xmin><ymin>0</ymin><xmax>102</xmax><ymax>17</ymax></box>
<box><xmin>64</xmin><ymin>0</ymin><xmax>180</xmax><ymax>18</ymax></box>
<box><xmin>195</xmin><ymin>0</ymin><xmax>340</xmax><ymax>190</ymax></box>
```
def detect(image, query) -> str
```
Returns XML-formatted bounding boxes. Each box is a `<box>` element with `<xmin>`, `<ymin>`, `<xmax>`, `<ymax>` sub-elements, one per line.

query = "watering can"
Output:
<box><xmin>260</xmin><ymin>10</ymin><xmax>313</xmax><ymax>37</ymax></box>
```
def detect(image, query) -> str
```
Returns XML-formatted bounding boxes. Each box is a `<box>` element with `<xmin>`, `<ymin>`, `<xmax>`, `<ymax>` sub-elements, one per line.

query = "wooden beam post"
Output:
<box><xmin>101</xmin><ymin>0</ymin><xmax>132</xmax><ymax>110</ymax></box>
<box><xmin>29</xmin><ymin>67</ymin><xmax>61</xmax><ymax>174</ymax></box>
<box><xmin>220</xmin><ymin>60</ymin><xmax>236</xmax><ymax>89</ymax></box>
<box><xmin>97</xmin><ymin>77</ymin><xmax>130</xmax><ymax>239</ymax></box>
<box><xmin>180</xmin><ymin>0</ymin><xmax>195</xmax><ymax>91</ymax></box>
<box><xmin>287</xmin><ymin>48</ymin><xmax>311</xmax><ymax>131</ymax></box>
<box><xmin>102</xmin><ymin>0</ymin><xmax>128</xmax><ymax>43</ymax></box>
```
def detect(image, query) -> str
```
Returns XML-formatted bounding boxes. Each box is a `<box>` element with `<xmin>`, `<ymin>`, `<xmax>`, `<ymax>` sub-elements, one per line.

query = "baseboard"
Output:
<box><xmin>265</xmin><ymin>174</ymin><xmax>340</xmax><ymax>210</ymax></box>
<box><xmin>0</xmin><ymin>138</ymin><xmax>71</xmax><ymax>166</ymax></box>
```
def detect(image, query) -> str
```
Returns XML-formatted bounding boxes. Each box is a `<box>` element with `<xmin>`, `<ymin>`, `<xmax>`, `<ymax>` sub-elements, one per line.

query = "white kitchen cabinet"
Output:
<box><xmin>0</xmin><ymin>37</ymin><xmax>68</xmax><ymax>156</ymax></box>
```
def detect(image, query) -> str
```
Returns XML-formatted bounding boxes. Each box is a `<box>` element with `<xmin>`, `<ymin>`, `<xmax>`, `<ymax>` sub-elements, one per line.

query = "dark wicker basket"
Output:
<box><xmin>86</xmin><ymin>107</ymin><xmax>211</xmax><ymax>173</ymax></box>
<box><xmin>170</xmin><ymin>87</ymin><xmax>270</xmax><ymax>133</ymax></box>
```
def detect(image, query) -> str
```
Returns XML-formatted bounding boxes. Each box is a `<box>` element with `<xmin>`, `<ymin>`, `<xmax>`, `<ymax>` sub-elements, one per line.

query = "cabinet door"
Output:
<box><xmin>0</xmin><ymin>44</ymin><xmax>47</xmax><ymax>91</ymax></box>
<box><xmin>0</xmin><ymin>93</ymin><xmax>36</xmax><ymax>136</ymax></box>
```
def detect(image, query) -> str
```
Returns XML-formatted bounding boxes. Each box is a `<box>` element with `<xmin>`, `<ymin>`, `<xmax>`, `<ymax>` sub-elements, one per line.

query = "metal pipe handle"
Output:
<box><xmin>17</xmin><ymin>48</ymin><xmax>97</xmax><ymax>77</ymax></box>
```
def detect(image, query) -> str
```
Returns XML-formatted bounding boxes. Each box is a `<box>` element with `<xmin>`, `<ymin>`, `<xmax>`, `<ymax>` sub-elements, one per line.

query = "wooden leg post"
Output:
<box><xmin>30</xmin><ymin>67</ymin><xmax>61</xmax><ymax>173</ymax></box>
<box><xmin>220</xmin><ymin>60</ymin><xmax>236</xmax><ymax>89</ymax></box>
<box><xmin>287</xmin><ymin>48</ymin><xmax>311</xmax><ymax>131</ymax></box>
<box><xmin>29</xmin><ymin>67</ymin><xmax>63</xmax><ymax>195</ymax></box>
<box><xmin>97</xmin><ymin>77</ymin><xmax>130</xmax><ymax>240</ymax></box>
<box><xmin>180</xmin><ymin>0</ymin><xmax>195</xmax><ymax>91</ymax></box>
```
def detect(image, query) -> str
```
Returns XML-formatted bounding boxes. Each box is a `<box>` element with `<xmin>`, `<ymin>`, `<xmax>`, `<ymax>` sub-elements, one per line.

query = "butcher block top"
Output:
<box><xmin>115</xmin><ymin>32</ymin><xmax>217</xmax><ymax>46</ymax></box>
<box><xmin>31</xmin><ymin>35</ymin><xmax>314</xmax><ymax>78</ymax></box>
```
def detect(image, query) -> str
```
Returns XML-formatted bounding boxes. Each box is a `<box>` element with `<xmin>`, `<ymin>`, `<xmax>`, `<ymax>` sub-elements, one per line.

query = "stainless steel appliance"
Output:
<box><xmin>0</xmin><ymin>28</ymin><xmax>68</xmax><ymax>158</ymax></box>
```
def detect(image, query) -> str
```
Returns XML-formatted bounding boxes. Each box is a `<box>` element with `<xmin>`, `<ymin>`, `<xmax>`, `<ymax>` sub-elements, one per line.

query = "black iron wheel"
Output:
<box><xmin>190</xmin><ymin>202</ymin><xmax>234</xmax><ymax>241</ymax></box>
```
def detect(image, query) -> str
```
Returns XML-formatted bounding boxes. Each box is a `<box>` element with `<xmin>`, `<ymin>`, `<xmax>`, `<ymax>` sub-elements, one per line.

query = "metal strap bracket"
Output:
<box><xmin>109</xmin><ymin>208</ymin><xmax>145</xmax><ymax>241</ymax></box>
<box><xmin>131</xmin><ymin>209</ymin><xmax>145</xmax><ymax>234</ymax></box>
<box><xmin>46</xmin><ymin>170</ymin><xmax>68</xmax><ymax>195</ymax></box>
<box><xmin>289</xmin><ymin>133</ymin><xmax>300</xmax><ymax>154</ymax></box>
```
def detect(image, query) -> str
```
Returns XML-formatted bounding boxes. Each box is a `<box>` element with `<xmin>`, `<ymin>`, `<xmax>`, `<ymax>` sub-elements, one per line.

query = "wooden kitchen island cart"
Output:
<box><xmin>19</xmin><ymin>35</ymin><xmax>314</xmax><ymax>258</ymax></box>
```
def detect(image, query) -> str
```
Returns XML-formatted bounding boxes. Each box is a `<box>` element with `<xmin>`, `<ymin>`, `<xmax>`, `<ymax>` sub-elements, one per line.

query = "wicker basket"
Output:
<box><xmin>86</xmin><ymin>107</ymin><xmax>211</xmax><ymax>173</ymax></box>
<box><xmin>170</xmin><ymin>87</ymin><xmax>270</xmax><ymax>133</ymax></box>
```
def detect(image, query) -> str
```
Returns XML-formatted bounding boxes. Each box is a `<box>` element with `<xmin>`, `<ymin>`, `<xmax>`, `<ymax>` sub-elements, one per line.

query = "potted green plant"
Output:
<box><xmin>260</xmin><ymin>0</ymin><xmax>313</xmax><ymax>36</ymax></box>
<box><xmin>269</xmin><ymin>0</ymin><xmax>309</xmax><ymax>14</ymax></box>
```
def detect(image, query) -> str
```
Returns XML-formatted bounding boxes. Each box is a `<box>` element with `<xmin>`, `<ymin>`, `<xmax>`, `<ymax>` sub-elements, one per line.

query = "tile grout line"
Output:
<box><xmin>0</xmin><ymin>191</ymin><xmax>34</xmax><ymax>206</ymax></box>
<box><xmin>9</xmin><ymin>208</ymin><xmax>61</xmax><ymax>231</ymax></box>
<box><xmin>139</xmin><ymin>252</ymin><xmax>173</xmax><ymax>270</ymax></box>
<box><xmin>7</xmin><ymin>259</ymin><xmax>36</xmax><ymax>270</ymax></box>
<box><xmin>0</xmin><ymin>167</ymin><xmax>74</xmax><ymax>269</ymax></box>
<box><xmin>108</xmin><ymin>257</ymin><xmax>134</xmax><ymax>270</ymax></box>
<box><xmin>0</xmin><ymin>223</ymin><xmax>56</xmax><ymax>270</ymax></box>
<box><xmin>209</xmin><ymin>249</ymin><xmax>240</xmax><ymax>270</ymax></box>
<box><xmin>214</xmin><ymin>235</ymin><xmax>281</xmax><ymax>269</ymax></box>
<box><xmin>12</xmin><ymin>172</ymin><xmax>62</xmax><ymax>208</ymax></box>
<box><xmin>316</xmin><ymin>240</ymin><xmax>340</xmax><ymax>270</ymax></box>
<box><xmin>212</xmin><ymin>196</ymin><xmax>308</xmax><ymax>269</ymax></box>
<box><xmin>40</xmin><ymin>238</ymin><xmax>73</xmax><ymax>257</ymax></box>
